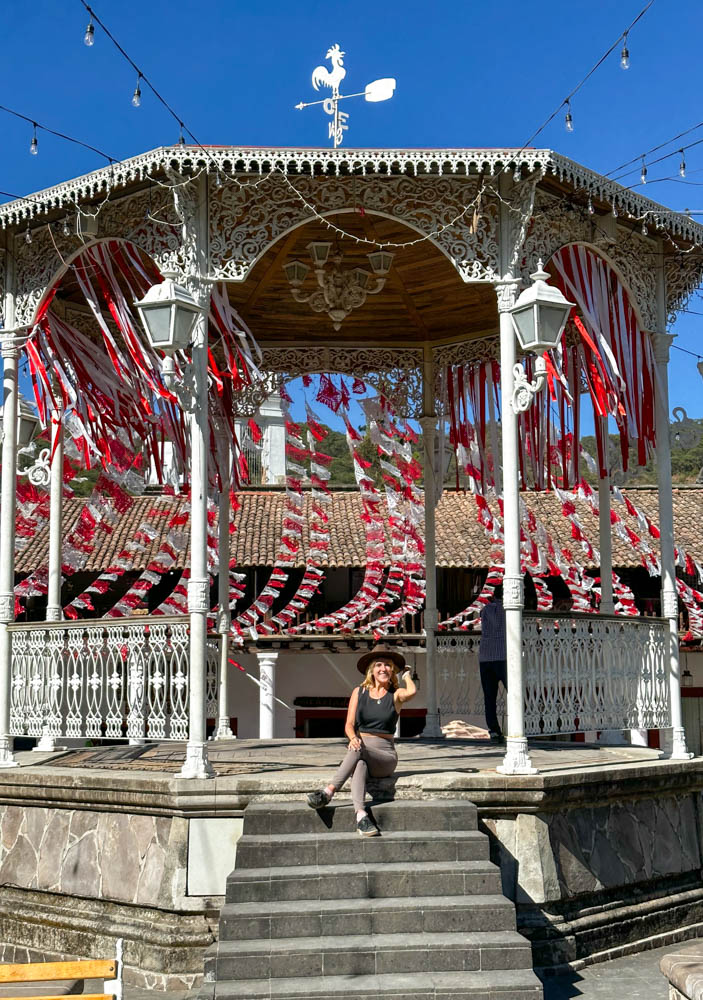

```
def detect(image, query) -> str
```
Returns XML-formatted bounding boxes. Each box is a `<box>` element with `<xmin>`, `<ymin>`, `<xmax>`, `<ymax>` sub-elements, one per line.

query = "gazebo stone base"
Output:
<box><xmin>0</xmin><ymin>742</ymin><xmax>699</xmax><ymax>984</ymax></box>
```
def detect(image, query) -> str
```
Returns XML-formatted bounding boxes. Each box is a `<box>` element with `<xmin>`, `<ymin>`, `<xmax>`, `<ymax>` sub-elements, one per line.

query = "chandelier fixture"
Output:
<box><xmin>283</xmin><ymin>241</ymin><xmax>393</xmax><ymax>330</ymax></box>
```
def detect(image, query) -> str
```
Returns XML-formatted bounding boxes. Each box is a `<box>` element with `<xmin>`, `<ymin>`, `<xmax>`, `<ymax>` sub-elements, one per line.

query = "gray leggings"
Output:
<box><xmin>330</xmin><ymin>734</ymin><xmax>398</xmax><ymax>812</ymax></box>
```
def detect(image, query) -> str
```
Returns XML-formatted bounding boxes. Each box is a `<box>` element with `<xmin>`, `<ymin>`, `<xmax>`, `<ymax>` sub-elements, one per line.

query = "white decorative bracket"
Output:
<box><xmin>511</xmin><ymin>356</ymin><xmax>547</xmax><ymax>413</ymax></box>
<box><xmin>671</xmin><ymin>407</ymin><xmax>703</xmax><ymax>450</ymax></box>
<box><xmin>16</xmin><ymin>445</ymin><xmax>51</xmax><ymax>488</ymax></box>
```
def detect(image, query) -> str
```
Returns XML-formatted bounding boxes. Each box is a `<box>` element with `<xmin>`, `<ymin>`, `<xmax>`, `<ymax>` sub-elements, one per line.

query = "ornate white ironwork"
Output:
<box><xmin>208</xmin><ymin>174</ymin><xmax>497</xmax><ymax>282</ymax></box>
<box><xmin>8</xmin><ymin>616</ymin><xmax>222</xmax><ymax>742</ymax></box>
<box><xmin>511</xmin><ymin>358</ymin><xmax>547</xmax><ymax>413</ymax></box>
<box><xmin>436</xmin><ymin>633</ymin><xmax>493</xmax><ymax>719</ymax></box>
<box><xmin>522</xmin><ymin>613</ymin><xmax>669</xmax><ymax>735</ymax></box>
<box><xmin>437</xmin><ymin>613</ymin><xmax>670</xmax><ymax>736</ymax></box>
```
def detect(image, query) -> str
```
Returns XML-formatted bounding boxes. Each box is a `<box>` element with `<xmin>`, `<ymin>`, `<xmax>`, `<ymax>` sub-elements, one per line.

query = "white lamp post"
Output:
<box><xmin>495</xmin><ymin>264</ymin><xmax>573</xmax><ymax>776</ymax></box>
<box><xmin>509</xmin><ymin>263</ymin><xmax>574</xmax><ymax>412</ymax></box>
<box><xmin>134</xmin><ymin>272</ymin><xmax>201</xmax><ymax>354</ymax></box>
<box><xmin>136</xmin><ymin>270</ymin><xmax>214</xmax><ymax>779</ymax></box>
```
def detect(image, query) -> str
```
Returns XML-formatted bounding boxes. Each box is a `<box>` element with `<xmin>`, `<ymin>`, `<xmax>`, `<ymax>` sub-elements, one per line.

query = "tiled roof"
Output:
<box><xmin>14</xmin><ymin>486</ymin><xmax>702</xmax><ymax>574</ymax></box>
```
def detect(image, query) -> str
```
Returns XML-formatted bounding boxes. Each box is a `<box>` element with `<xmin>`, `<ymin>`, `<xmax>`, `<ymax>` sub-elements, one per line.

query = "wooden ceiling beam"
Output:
<box><xmin>243</xmin><ymin>229</ymin><xmax>302</xmax><ymax>311</ymax></box>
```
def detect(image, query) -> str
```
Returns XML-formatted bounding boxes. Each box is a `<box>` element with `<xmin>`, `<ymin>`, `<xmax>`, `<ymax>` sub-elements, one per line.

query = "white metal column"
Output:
<box><xmin>0</xmin><ymin>321</ymin><xmax>20</xmax><ymax>768</ymax></box>
<box><xmin>420</xmin><ymin>357</ymin><xmax>442</xmax><ymax>738</ymax></box>
<box><xmin>653</xmin><ymin>260</ymin><xmax>691</xmax><ymax>758</ymax></box>
<box><xmin>257</xmin><ymin>650</ymin><xmax>278</xmax><ymax>739</ymax></box>
<box><xmin>180</xmin><ymin>174</ymin><xmax>215</xmax><ymax>779</ymax></box>
<box><xmin>214</xmin><ymin>452</ymin><xmax>234</xmax><ymax>740</ymax></box>
<box><xmin>46</xmin><ymin>410</ymin><xmax>64</xmax><ymax>622</ymax></box>
<box><xmin>597</xmin><ymin>412</ymin><xmax>614</xmax><ymax>615</ymax></box>
<box><xmin>496</xmin><ymin>281</ymin><xmax>536</xmax><ymax>775</ymax></box>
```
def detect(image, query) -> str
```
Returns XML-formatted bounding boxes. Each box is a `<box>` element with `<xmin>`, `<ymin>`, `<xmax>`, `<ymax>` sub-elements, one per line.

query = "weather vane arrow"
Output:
<box><xmin>295</xmin><ymin>44</ymin><xmax>396</xmax><ymax>148</ymax></box>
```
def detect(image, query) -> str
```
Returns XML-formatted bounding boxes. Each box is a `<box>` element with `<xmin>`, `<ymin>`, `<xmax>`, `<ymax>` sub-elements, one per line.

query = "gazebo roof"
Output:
<box><xmin>2</xmin><ymin>144</ymin><xmax>702</xmax><ymax>248</ymax></box>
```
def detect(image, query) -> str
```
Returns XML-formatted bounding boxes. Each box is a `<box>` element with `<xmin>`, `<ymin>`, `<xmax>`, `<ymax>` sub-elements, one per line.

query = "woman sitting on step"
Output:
<box><xmin>306</xmin><ymin>646</ymin><xmax>417</xmax><ymax>837</ymax></box>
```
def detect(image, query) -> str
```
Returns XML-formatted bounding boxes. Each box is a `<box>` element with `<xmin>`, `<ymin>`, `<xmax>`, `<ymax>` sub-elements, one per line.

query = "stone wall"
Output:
<box><xmin>479</xmin><ymin>779</ymin><xmax>703</xmax><ymax>969</ymax></box>
<box><xmin>0</xmin><ymin>806</ymin><xmax>187</xmax><ymax>909</ymax></box>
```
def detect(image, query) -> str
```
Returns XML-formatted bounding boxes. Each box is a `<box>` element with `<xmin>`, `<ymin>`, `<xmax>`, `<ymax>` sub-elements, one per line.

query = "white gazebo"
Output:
<box><xmin>1</xmin><ymin>144</ymin><xmax>702</xmax><ymax>777</ymax></box>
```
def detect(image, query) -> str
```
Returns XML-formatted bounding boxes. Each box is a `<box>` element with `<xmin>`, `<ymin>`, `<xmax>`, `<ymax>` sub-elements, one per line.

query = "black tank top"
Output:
<box><xmin>356</xmin><ymin>686</ymin><xmax>398</xmax><ymax>735</ymax></box>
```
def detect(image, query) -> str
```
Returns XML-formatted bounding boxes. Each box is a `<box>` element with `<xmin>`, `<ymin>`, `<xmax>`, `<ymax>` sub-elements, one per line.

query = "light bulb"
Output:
<box><xmin>29</xmin><ymin>129</ymin><xmax>38</xmax><ymax>156</ymax></box>
<box><xmin>132</xmin><ymin>80</ymin><xmax>142</xmax><ymax>108</ymax></box>
<box><xmin>587</xmin><ymin>194</ymin><xmax>594</xmax><ymax>215</ymax></box>
<box><xmin>641</xmin><ymin>220</ymin><xmax>648</xmax><ymax>235</ymax></box>
<box><xmin>680</xmin><ymin>152</ymin><xmax>686</xmax><ymax>178</ymax></box>
<box><xmin>84</xmin><ymin>19</ymin><xmax>94</xmax><ymax>46</ymax></box>
<box><xmin>215</xmin><ymin>172</ymin><xmax>223</xmax><ymax>187</ymax></box>
<box><xmin>565</xmin><ymin>103</ymin><xmax>574</xmax><ymax>133</ymax></box>
<box><xmin>640</xmin><ymin>160</ymin><xmax>647</xmax><ymax>185</ymax></box>
<box><xmin>24</xmin><ymin>225</ymin><xmax>32</xmax><ymax>245</ymax></box>
<box><xmin>620</xmin><ymin>35</ymin><xmax>630</xmax><ymax>69</ymax></box>
<box><xmin>611</xmin><ymin>202</ymin><xmax>618</xmax><ymax>218</ymax></box>
<box><xmin>63</xmin><ymin>217</ymin><xmax>71</xmax><ymax>237</ymax></box>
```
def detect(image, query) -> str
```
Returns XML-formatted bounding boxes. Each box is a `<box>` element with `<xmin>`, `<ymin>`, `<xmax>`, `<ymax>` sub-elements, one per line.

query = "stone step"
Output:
<box><xmin>203</xmin><ymin>967</ymin><xmax>543</xmax><ymax>999</ymax></box>
<box><xmin>206</xmin><ymin>930</ymin><xmax>533</xmax><ymax>981</ymax></box>
<box><xmin>241</xmin><ymin>799</ymin><xmax>478</xmax><ymax>836</ymax></box>
<box><xmin>226</xmin><ymin>859</ymin><xmax>502</xmax><ymax>904</ymax></box>
<box><xmin>219</xmin><ymin>893</ymin><xmax>516</xmax><ymax>941</ymax></box>
<box><xmin>235</xmin><ymin>829</ymin><xmax>489</xmax><ymax>868</ymax></box>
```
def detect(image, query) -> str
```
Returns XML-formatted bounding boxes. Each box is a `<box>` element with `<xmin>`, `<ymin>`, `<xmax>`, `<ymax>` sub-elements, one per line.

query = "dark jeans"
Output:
<box><xmin>479</xmin><ymin>659</ymin><xmax>507</xmax><ymax>734</ymax></box>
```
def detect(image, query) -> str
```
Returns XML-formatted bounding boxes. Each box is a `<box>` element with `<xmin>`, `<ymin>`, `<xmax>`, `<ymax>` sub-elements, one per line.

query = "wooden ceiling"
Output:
<box><xmin>226</xmin><ymin>212</ymin><xmax>499</xmax><ymax>347</ymax></box>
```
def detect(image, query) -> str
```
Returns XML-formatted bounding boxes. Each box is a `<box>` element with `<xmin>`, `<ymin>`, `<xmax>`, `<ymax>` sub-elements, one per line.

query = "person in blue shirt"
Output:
<box><xmin>478</xmin><ymin>584</ymin><xmax>506</xmax><ymax>741</ymax></box>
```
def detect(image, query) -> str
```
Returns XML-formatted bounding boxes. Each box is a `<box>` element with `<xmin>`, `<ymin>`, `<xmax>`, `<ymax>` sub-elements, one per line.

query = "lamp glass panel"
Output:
<box><xmin>512</xmin><ymin>304</ymin><xmax>538</xmax><ymax>348</ymax></box>
<box><xmin>538</xmin><ymin>302</ymin><xmax>570</xmax><ymax>348</ymax></box>
<box><xmin>17</xmin><ymin>413</ymin><xmax>38</xmax><ymax>449</ymax></box>
<box><xmin>367</xmin><ymin>250</ymin><xmax>393</xmax><ymax>275</ymax></box>
<box><xmin>142</xmin><ymin>305</ymin><xmax>172</xmax><ymax>345</ymax></box>
<box><xmin>174</xmin><ymin>308</ymin><xmax>197</xmax><ymax>349</ymax></box>
<box><xmin>307</xmin><ymin>242</ymin><xmax>332</xmax><ymax>266</ymax></box>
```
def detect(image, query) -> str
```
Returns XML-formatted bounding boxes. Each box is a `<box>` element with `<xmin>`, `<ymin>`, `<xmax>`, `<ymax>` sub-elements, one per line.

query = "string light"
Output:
<box><xmin>587</xmin><ymin>192</ymin><xmax>594</xmax><ymax>215</ymax></box>
<box><xmin>29</xmin><ymin>124</ymin><xmax>38</xmax><ymax>156</ymax></box>
<box><xmin>24</xmin><ymin>223</ymin><xmax>32</xmax><ymax>245</ymax></box>
<box><xmin>680</xmin><ymin>150</ymin><xmax>687</xmax><ymax>178</ymax></box>
<box><xmin>564</xmin><ymin>100</ymin><xmax>574</xmax><ymax>133</ymax></box>
<box><xmin>62</xmin><ymin>216</ymin><xmax>71</xmax><ymax>237</ymax></box>
<box><xmin>640</xmin><ymin>158</ymin><xmax>647</xmax><ymax>184</ymax></box>
<box><xmin>611</xmin><ymin>201</ymin><xmax>618</xmax><ymax>218</ymax></box>
<box><xmin>131</xmin><ymin>74</ymin><xmax>142</xmax><ymax>109</ymax></box>
<box><xmin>83</xmin><ymin>17</ymin><xmax>94</xmax><ymax>46</ymax></box>
<box><xmin>620</xmin><ymin>33</ymin><xmax>630</xmax><ymax>69</ymax></box>
<box><xmin>641</xmin><ymin>219</ymin><xmax>648</xmax><ymax>235</ymax></box>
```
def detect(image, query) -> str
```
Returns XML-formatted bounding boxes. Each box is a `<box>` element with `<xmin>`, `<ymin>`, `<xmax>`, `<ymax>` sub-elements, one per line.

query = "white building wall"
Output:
<box><xmin>224</xmin><ymin>649</ymin><xmax>429</xmax><ymax>739</ymax></box>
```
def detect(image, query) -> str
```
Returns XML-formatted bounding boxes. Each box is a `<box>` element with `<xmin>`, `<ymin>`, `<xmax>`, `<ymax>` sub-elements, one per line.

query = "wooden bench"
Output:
<box><xmin>0</xmin><ymin>941</ymin><xmax>122</xmax><ymax>1000</ymax></box>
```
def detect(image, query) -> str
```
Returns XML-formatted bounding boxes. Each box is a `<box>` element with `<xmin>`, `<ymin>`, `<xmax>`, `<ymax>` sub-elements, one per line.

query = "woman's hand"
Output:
<box><xmin>348</xmin><ymin>735</ymin><xmax>362</xmax><ymax>751</ymax></box>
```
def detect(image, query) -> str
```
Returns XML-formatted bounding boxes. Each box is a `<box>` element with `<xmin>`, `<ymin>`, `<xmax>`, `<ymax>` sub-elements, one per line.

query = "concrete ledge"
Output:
<box><xmin>661</xmin><ymin>940</ymin><xmax>703</xmax><ymax>1000</ymax></box>
<box><xmin>0</xmin><ymin>886</ymin><xmax>216</xmax><ymax>991</ymax></box>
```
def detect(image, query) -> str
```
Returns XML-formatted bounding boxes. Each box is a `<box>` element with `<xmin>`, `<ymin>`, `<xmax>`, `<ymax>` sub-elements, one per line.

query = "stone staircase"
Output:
<box><xmin>198</xmin><ymin>799</ymin><xmax>543</xmax><ymax>999</ymax></box>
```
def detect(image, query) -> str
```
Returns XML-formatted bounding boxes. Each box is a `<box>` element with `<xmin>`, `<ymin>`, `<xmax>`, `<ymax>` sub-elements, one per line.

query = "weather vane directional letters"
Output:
<box><xmin>295</xmin><ymin>45</ymin><xmax>396</xmax><ymax>148</ymax></box>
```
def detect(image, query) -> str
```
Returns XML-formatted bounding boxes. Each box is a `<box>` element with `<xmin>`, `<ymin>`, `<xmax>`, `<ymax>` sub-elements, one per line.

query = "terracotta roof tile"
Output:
<box><xmin>14</xmin><ymin>486</ymin><xmax>701</xmax><ymax>574</ymax></box>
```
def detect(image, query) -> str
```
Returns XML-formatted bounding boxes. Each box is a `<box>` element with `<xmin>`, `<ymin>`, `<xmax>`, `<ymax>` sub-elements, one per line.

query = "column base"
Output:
<box><xmin>213</xmin><ymin>719</ymin><xmax>235</xmax><ymax>740</ymax></box>
<box><xmin>421</xmin><ymin>712</ymin><xmax>444</xmax><ymax>740</ymax></box>
<box><xmin>0</xmin><ymin>736</ymin><xmax>19</xmax><ymax>769</ymax></box>
<box><xmin>32</xmin><ymin>727</ymin><xmax>56</xmax><ymax>752</ymax></box>
<box><xmin>665</xmin><ymin>726</ymin><xmax>694</xmax><ymax>760</ymax></box>
<box><xmin>496</xmin><ymin>736</ymin><xmax>538</xmax><ymax>775</ymax></box>
<box><xmin>179</xmin><ymin>741</ymin><xmax>216</xmax><ymax>779</ymax></box>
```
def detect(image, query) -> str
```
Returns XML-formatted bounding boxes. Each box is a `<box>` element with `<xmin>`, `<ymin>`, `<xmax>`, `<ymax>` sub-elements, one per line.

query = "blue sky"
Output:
<box><xmin>2</xmin><ymin>0</ymin><xmax>703</xmax><ymax>421</ymax></box>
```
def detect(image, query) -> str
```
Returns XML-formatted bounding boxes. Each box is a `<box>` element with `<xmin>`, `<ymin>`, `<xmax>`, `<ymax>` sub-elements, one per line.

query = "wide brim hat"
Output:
<box><xmin>357</xmin><ymin>645</ymin><xmax>406</xmax><ymax>675</ymax></box>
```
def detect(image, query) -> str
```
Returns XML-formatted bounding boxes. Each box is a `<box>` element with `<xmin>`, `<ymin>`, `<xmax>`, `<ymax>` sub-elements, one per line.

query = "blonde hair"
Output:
<box><xmin>361</xmin><ymin>657</ymin><xmax>399</xmax><ymax>691</ymax></box>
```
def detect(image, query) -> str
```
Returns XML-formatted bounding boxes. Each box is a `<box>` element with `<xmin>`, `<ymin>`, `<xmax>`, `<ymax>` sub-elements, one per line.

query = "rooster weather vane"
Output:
<box><xmin>295</xmin><ymin>45</ymin><xmax>396</xmax><ymax>148</ymax></box>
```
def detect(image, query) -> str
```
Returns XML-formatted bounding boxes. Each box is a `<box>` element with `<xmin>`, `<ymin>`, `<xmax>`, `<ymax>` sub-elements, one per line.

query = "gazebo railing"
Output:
<box><xmin>437</xmin><ymin>613</ymin><xmax>670</xmax><ymax>736</ymax></box>
<box><xmin>7</xmin><ymin>616</ymin><xmax>220</xmax><ymax>742</ymax></box>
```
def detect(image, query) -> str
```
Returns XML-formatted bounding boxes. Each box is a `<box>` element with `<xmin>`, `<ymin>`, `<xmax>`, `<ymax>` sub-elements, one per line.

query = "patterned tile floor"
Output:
<box><xmin>37</xmin><ymin>737</ymin><xmax>664</xmax><ymax>778</ymax></box>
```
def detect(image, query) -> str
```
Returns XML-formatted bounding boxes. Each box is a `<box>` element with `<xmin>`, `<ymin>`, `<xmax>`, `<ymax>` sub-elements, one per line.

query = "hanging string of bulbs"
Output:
<box><xmin>71</xmin><ymin>0</ymin><xmax>663</xmax><ymax>252</ymax></box>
